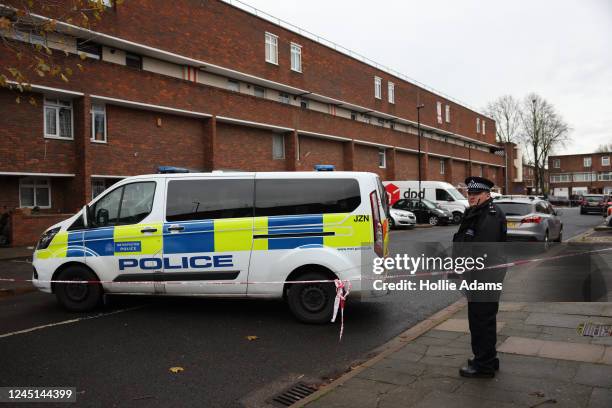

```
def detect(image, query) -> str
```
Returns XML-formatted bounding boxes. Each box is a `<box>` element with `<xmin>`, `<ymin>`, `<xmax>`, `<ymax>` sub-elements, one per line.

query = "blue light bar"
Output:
<box><xmin>157</xmin><ymin>166</ymin><xmax>190</xmax><ymax>174</ymax></box>
<box><xmin>314</xmin><ymin>165</ymin><xmax>335</xmax><ymax>171</ymax></box>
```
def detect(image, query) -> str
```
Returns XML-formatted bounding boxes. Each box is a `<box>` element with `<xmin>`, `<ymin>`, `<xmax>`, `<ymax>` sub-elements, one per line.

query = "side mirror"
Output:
<box><xmin>81</xmin><ymin>205</ymin><xmax>89</xmax><ymax>228</ymax></box>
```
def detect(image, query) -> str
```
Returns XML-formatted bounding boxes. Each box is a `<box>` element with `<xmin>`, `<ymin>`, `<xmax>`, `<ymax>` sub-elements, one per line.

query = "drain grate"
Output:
<box><xmin>577</xmin><ymin>322</ymin><xmax>612</xmax><ymax>337</ymax></box>
<box><xmin>270</xmin><ymin>382</ymin><xmax>317</xmax><ymax>407</ymax></box>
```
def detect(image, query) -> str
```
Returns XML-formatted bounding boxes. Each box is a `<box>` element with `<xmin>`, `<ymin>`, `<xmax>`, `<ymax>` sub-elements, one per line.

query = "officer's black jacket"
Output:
<box><xmin>452</xmin><ymin>198</ymin><xmax>507</xmax><ymax>300</ymax></box>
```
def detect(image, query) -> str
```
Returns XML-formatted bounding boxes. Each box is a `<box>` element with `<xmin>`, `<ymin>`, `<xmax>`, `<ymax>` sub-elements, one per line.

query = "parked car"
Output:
<box><xmin>495</xmin><ymin>198</ymin><xmax>563</xmax><ymax>243</ymax></box>
<box><xmin>392</xmin><ymin>198</ymin><xmax>452</xmax><ymax>226</ymax></box>
<box><xmin>579</xmin><ymin>194</ymin><xmax>606</xmax><ymax>215</ymax></box>
<box><xmin>547</xmin><ymin>195</ymin><xmax>570</xmax><ymax>207</ymax></box>
<box><xmin>603</xmin><ymin>195</ymin><xmax>612</xmax><ymax>218</ymax></box>
<box><xmin>388</xmin><ymin>208</ymin><xmax>416</xmax><ymax>229</ymax></box>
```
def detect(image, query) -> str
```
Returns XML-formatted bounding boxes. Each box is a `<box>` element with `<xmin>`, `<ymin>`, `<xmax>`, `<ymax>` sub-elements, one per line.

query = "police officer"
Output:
<box><xmin>453</xmin><ymin>176</ymin><xmax>507</xmax><ymax>378</ymax></box>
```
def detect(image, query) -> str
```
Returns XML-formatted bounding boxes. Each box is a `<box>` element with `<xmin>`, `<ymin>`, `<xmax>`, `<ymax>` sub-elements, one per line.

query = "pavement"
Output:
<box><xmin>298</xmin><ymin>301</ymin><xmax>612</xmax><ymax>408</ymax></box>
<box><xmin>0</xmin><ymin>246</ymin><xmax>34</xmax><ymax>297</ymax></box>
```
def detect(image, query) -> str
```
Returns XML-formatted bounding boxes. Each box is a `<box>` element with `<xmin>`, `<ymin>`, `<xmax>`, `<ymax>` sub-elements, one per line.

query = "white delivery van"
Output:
<box><xmin>32</xmin><ymin>171</ymin><xmax>389</xmax><ymax>323</ymax></box>
<box><xmin>384</xmin><ymin>180</ymin><xmax>468</xmax><ymax>223</ymax></box>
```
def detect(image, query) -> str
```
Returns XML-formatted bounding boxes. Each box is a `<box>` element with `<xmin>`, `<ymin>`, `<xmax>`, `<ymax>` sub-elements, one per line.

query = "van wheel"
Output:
<box><xmin>287</xmin><ymin>271</ymin><xmax>336</xmax><ymax>324</ymax></box>
<box><xmin>452</xmin><ymin>212</ymin><xmax>462</xmax><ymax>224</ymax></box>
<box><xmin>55</xmin><ymin>265</ymin><xmax>103</xmax><ymax>312</ymax></box>
<box><xmin>428</xmin><ymin>216</ymin><xmax>439</xmax><ymax>226</ymax></box>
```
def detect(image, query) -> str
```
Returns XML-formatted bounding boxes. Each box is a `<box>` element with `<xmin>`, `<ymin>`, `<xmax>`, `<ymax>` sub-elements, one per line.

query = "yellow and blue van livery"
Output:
<box><xmin>32</xmin><ymin>171</ymin><xmax>389</xmax><ymax>323</ymax></box>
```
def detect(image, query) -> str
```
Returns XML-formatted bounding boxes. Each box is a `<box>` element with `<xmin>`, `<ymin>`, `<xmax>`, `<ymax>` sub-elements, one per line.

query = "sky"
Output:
<box><xmin>237</xmin><ymin>0</ymin><xmax>612</xmax><ymax>155</ymax></box>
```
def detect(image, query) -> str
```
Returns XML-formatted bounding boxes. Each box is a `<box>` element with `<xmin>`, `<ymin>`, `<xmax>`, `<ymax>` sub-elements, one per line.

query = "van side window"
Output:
<box><xmin>435</xmin><ymin>189</ymin><xmax>453</xmax><ymax>201</ymax></box>
<box><xmin>90</xmin><ymin>181</ymin><xmax>156</xmax><ymax>227</ymax></box>
<box><xmin>255</xmin><ymin>179</ymin><xmax>361</xmax><ymax>216</ymax></box>
<box><xmin>166</xmin><ymin>179</ymin><xmax>254</xmax><ymax>221</ymax></box>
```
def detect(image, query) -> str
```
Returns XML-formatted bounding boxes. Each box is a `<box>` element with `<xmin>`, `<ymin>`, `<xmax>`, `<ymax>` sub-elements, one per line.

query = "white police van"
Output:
<box><xmin>32</xmin><ymin>171</ymin><xmax>389</xmax><ymax>323</ymax></box>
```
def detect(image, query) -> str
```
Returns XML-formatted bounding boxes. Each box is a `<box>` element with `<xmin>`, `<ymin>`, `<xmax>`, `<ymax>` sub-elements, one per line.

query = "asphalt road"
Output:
<box><xmin>0</xmin><ymin>208</ymin><xmax>604</xmax><ymax>407</ymax></box>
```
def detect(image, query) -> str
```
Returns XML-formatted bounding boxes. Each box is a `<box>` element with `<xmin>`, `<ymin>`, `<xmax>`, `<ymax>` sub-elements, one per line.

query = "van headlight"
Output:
<box><xmin>37</xmin><ymin>227</ymin><xmax>60</xmax><ymax>250</ymax></box>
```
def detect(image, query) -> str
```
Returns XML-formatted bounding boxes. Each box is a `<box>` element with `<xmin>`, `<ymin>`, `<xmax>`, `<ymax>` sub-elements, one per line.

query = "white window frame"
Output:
<box><xmin>598</xmin><ymin>171</ymin><xmax>612</xmax><ymax>181</ymax></box>
<box><xmin>91</xmin><ymin>179</ymin><xmax>107</xmax><ymax>199</ymax></box>
<box><xmin>388</xmin><ymin>82</ymin><xmax>395</xmax><ymax>104</ymax></box>
<box><xmin>553</xmin><ymin>159</ymin><xmax>560</xmax><ymax>168</ymax></box>
<box><xmin>272</xmin><ymin>134</ymin><xmax>285</xmax><ymax>160</ymax></box>
<box><xmin>265</xmin><ymin>32</ymin><xmax>278</xmax><ymax>65</ymax></box>
<box><xmin>278</xmin><ymin>92</ymin><xmax>290</xmax><ymax>104</ymax></box>
<box><xmin>436</xmin><ymin>102</ymin><xmax>442</xmax><ymax>124</ymax></box>
<box><xmin>253</xmin><ymin>85</ymin><xmax>266</xmax><ymax>98</ymax></box>
<box><xmin>584</xmin><ymin>157</ymin><xmax>592</xmax><ymax>167</ymax></box>
<box><xmin>602</xmin><ymin>156</ymin><xmax>610</xmax><ymax>166</ymax></box>
<box><xmin>482</xmin><ymin>120</ymin><xmax>486</xmax><ymax>135</ymax></box>
<box><xmin>374</xmin><ymin>76</ymin><xmax>382</xmax><ymax>99</ymax></box>
<box><xmin>44</xmin><ymin>97</ymin><xmax>74</xmax><ymax>140</ymax></box>
<box><xmin>476</xmin><ymin>118</ymin><xmax>481</xmax><ymax>133</ymax></box>
<box><xmin>440</xmin><ymin>159</ymin><xmax>445</xmax><ymax>175</ymax></box>
<box><xmin>227</xmin><ymin>79</ymin><xmax>240</xmax><ymax>92</ymax></box>
<box><xmin>445</xmin><ymin>105</ymin><xmax>450</xmax><ymax>123</ymax></box>
<box><xmin>378</xmin><ymin>149</ymin><xmax>386</xmax><ymax>169</ymax></box>
<box><xmin>19</xmin><ymin>177</ymin><xmax>51</xmax><ymax>209</ymax></box>
<box><xmin>90</xmin><ymin>103</ymin><xmax>107</xmax><ymax>143</ymax></box>
<box><xmin>290</xmin><ymin>43</ymin><xmax>302</xmax><ymax>73</ymax></box>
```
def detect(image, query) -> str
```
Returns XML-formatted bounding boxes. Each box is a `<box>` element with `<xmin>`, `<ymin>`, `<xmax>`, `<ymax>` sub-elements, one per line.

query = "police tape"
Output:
<box><xmin>1</xmin><ymin>246</ymin><xmax>611</xmax><ymax>342</ymax></box>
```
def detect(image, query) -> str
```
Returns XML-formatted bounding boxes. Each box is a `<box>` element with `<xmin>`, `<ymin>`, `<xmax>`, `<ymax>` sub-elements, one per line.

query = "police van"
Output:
<box><xmin>32</xmin><ymin>171</ymin><xmax>389</xmax><ymax>323</ymax></box>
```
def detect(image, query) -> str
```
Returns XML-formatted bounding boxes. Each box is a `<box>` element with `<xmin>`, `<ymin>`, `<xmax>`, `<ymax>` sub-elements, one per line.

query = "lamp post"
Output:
<box><xmin>417</xmin><ymin>104</ymin><xmax>425</xmax><ymax>203</ymax></box>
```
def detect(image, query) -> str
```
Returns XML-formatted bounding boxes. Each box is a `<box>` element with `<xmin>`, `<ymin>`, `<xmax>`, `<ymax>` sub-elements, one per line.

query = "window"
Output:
<box><xmin>602</xmin><ymin>156</ymin><xmax>610</xmax><ymax>166</ymax></box>
<box><xmin>19</xmin><ymin>178</ymin><xmax>50</xmax><ymax>208</ymax></box>
<box><xmin>377</xmin><ymin>118</ymin><xmax>385</xmax><ymax>126</ymax></box>
<box><xmin>445</xmin><ymin>105</ymin><xmax>450</xmax><ymax>123</ymax></box>
<box><xmin>350</xmin><ymin>111</ymin><xmax>357</xmax><ymax>120</ymax></box>
<box><xmin>482</xmin><ymin>120</ymin><xmax>486</xmax><ymax>134</ymax></box>
<box><xmin>479</xmin><ymin>165</ymin><xmax>483</xmax><ymax>177</ymax></box>
<box><xmin>388</xmin><ymin>82</ymin><xmax>395</xmax><ymax>104</ymax></box>
<box><xmin>300</xmin><ymin>98</ymin><xmax>309</xmax><ymax>109</ymax></box>
<box><xmin>550</xmin><ymin>174</ymin><xmax>571</xmax><ymax>183</ymax></box>
<box><xmin>76</xmin><ymin>39</ymin><xmax>101</xmax><ymax>60</ymax></box>
<box><xmin>91</xmin><ymin>179</ymin><xmax>107</xmax><ymax>199</ymax></box>
<box><xmin>290</xmin><ymin>43</ymin><xmax>302</xmax><ymax>72</ymax></box>
<box><xmin>265</xmin><ymin>32</ymin><xmax>278</xmax><ymax>64</ymax></box>
<box><xmin>90</xmin><ymin>182</ymin><xmax>155</xmax><ymax>227</ymax></box>
<box><xmin>390</xmin><ymin>122</ymin><xmax>395</xmax><ymax>130</ymax></box>
<box><xmin>227</xmin><ymin>79</ymin><xmax>240</xmax><ymax>92</ymax></box>
<box><xmin>584</xmin><ymin>157</ymin><xmax>592</xmax><ymax>167</ymax></box>
<box><xmin>272</xmin><ymin>134</ymin><xmax>285</xmax><ymax>159</ymax></box>
<box><xmin>378</xmin><ymin>149</ymin><xmax>386</xmax><ymax>168</ymax></box>
<box><xmin>255</xmin><ymin>179</ymin><xmax>361</xmax><ymax>216</ymax></box>
<box><xmin>125</xmin><ymin>52</ymin><xmax>142</xmax><ymax>69</ymax></box>
<box><xmin>598</xmin><ymin>171</ymin><xmax>612</xmax><ymax>181</ymax></box>
<box><xmin>440</xmin><ymin>159</ymin><xmax>445</xmax><ymax>175</ymax></box>
<box><xmin>44</xmin><ymin>98</ymin><xmax>73</xmax><ymax>139</ymax></box>
<box><xmin>91</xmin><ymin>104</ymin><xmax>106</xmax><ymax>142</ymax></box>
<box><xmin>374</xmin><ymin>76</ymin><xmax>382</xmax><ymax>99</ymax></box>
<box><xmin>573</xmin><ymin>172</ymin><xmax>596</xmax><ymax>182</ymax></box>
<box><xmin>278</xmin><ymin>92</ymin><xmax>290</xmax><ymax>104</ymax></box>
<box><xmin>476</xmin><ymin>118</ymin><xmax>481</xmax><ymax>133</ymax></box>
<box><xmin>254</xmin><ymin>86</ymin><xmax>266</xmax><ymax>98</ymax></box>
<box><xmin>436</xmin><ymin>102</ymin><xmax>442</xmax><ymax>124</ymax></box>
<box><xmin>436</xmin><ymin>189</ymin><xmax>453</xmax><ymax>201</ymax></box>
<box><xmin>363</xmin><ymin>114</ymin><xmax>371</xmax><ymax>124</ymax></box>
<box><xmin>166</xmin><ymin>179</ymin><xmax>253</xmax><ymax>221</ymax></box>
<box><xmin>553</xmin><ymin>159</ymin><xmax>560</xmax><ymax>168</ymax></box>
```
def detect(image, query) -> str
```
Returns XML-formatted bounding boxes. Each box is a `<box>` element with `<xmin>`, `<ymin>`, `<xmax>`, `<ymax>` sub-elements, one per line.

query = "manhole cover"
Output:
<box><xmin>270</xmin><ymin>382</ymin><xmax>317</xmax><ymax>407</ymax></box>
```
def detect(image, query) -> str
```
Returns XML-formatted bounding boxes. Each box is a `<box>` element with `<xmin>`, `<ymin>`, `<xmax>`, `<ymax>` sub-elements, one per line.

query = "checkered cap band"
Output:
<box><xmin>467</xmin><ymin>180</ymin><xmax>490</xmax><ymax>191</ymax></box>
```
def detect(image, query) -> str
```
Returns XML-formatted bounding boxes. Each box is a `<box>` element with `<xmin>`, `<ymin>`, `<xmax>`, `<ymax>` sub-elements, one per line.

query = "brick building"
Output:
<box><xmin>548</xmin><ymin>152</ymin><xmax>612</xmax><ymax>197</ymax></box>
<box><xmin>0</xmin><ymin>0</ymin><xmax>504</xmax><ymax>245</ymax></box>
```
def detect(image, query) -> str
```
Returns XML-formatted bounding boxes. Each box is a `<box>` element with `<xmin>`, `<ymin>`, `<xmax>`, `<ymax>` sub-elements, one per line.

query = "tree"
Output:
<box><xmin>519</xmin><ymin>93</ymin><xmax>571</xmax><ymax>194</ymax></box>
<box><xmin>484</xmin><ymin>95</ymin><xmax>521</xmax><ymax>144</ymax></box>
<box><xmin>595</xmin><ymin>143</ymin><xmax>612</xmax><ymax>153</ymax></box>
<box><xmin>0</xmin><ymin>0</ymin><xmax>120</xmax><ymax>104</ymax></box>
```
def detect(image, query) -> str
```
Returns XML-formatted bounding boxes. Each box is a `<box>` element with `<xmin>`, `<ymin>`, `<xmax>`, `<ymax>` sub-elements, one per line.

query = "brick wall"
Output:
<box><xmin>216</xmin><ymin>123</ymin><xmax>286</xmax><ymax>171</ymax></box>
<box><xmin>296</xmin><ymin>136</ymin><xmax>345</xmax><ymax>171</ymax></box>
<box><xmin>10</xmin><ymin>211</ymin><xmax>73</xmax><ymax>247</ymax></box>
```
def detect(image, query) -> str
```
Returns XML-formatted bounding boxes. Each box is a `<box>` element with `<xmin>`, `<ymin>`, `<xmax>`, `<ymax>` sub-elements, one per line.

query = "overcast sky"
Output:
<box><xmin>239</xmin><ymin>0</ymin><xmax>612</xmax><ymax>155</ymax></box>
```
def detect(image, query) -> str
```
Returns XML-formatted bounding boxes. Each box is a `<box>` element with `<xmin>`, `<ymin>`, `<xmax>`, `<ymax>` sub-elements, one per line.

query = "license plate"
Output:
<box><xmin>507</xmin><ymin>222</ymin><xmax>518</xmax><ymax>229</ymax></box>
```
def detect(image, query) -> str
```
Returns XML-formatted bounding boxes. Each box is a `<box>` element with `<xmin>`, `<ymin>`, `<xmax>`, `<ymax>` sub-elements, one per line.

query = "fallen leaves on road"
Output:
<box><xmin>169</xmin><ymin>367</ymin><xmax>184</xmax><ymax>373</ymax></box>
<box><xmin>246</xmin><ymin>335</ymin><xmax>258</xmax><ymax>341</ymax></box>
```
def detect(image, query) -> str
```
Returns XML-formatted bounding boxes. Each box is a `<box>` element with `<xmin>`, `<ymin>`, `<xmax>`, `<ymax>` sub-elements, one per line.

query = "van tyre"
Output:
<box><xmin>452</xmin><ymin>212</ymin><xmax>462</xmax><ymax>224</ymax></box>
<box><xmin>287</xmin><ymin>272</ymin><xmax>336</xmax><ymax>324</ymax></box>
<box><xmin>55</xmin><ymin>266</ymin><xmax>103</xmax><ymax>312</ymax></box>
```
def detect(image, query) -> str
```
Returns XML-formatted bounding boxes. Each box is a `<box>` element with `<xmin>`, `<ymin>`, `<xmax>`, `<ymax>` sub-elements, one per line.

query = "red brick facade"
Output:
<box><xmin>0</xmin><ymin>0</ymin><xmax>506</xmax><ymax>245</ymax></box>
<box><xmin>548</xmin><ymin>153</ymin><xmax>612</xmax><ymax>196</ymax></box>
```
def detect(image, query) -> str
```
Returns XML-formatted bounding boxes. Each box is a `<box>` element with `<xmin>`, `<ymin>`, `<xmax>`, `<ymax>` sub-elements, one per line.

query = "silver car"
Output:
<box><xmin>495</xmin><ymin>198</ymin><xmax>563</xmax><ymax>243</ymax></box>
